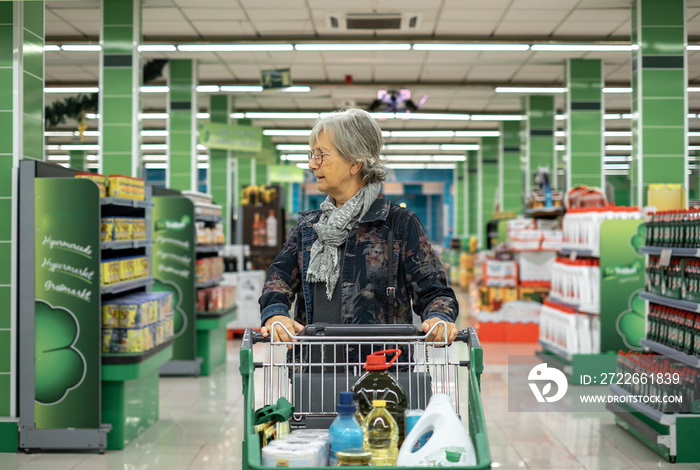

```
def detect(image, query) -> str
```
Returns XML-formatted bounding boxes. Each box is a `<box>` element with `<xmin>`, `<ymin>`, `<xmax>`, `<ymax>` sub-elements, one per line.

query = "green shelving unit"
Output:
<box><xmin>196</xmin><ymin>306</ymin><xmax>237</xmax><ymax>376</ymax></box>
<box><xmin>101</xmin><ymin>342</ymin><xmax>173</xmax><ymax>450</ymax></box>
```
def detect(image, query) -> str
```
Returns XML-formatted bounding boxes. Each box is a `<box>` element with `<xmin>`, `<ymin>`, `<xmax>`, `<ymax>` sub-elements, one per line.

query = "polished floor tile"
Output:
<box><xmin>5</xmin><ymin>286</ymin><xmax>700</xmax><ymax>469</ymax></box>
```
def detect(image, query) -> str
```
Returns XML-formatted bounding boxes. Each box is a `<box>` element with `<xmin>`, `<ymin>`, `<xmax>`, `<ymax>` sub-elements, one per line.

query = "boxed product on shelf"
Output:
<box><xmin>197</xmin><ymin>285</ymin><xmax>237</xmax><ymax>313</ymax></box>
<box><xmin>518</xmin><ymin>286</ymin><xmax>550</xmax><ymax>303</ymax></box>
<box><xmin>212</xmin><ymin>223</ymin><xmax>225</xmax><ymax>244</ymax></box>
<box><xmin>102</xmin><ymin>303</ymin><xmax>120</xmax><ymax>328</ymax></box>
<box><xmin>119</xmin><ymin>257</ymin><xmax>135</xmax><ymax>281</ymax></box>
<box><xmin>75</xmin><ymin>172</ymin><xmax>107</xmax><ymax>197</ymax></box>
<box><xmin>114</xmin><ymin>218</ymin><xmax>132</xmax><ymax>241</ymax></box>
<box><xmin>483</xmin><ymin>260</ymin><xmax>518</xmax><ymax>287</ymax></box>
<box><xmin>101</xmin><ymin>260</ymin><xmax>121</xmax><ymax>285</ymax></box>
<box><xmin>131</xmin><ymin>218</ymin><xmax>146</xmax><ymax>240</ymax></box>
<box><xmin>102</xmin><ymin>327</ymin><xmax>143</xmax><ymax>354</ymax></box>
<box><xmin>101</xmin><ymin>217</ymin><xmax>115</xmax><ymax>242</ymax></box>
<box><xmin>479</xmin><ymin>286</ymin><xmax>518</xmax><ymax>312</ymax></box>
<box><xmin>195</xmin><ymin>258</ymin><xmax>209</xmax><ymax>283</ymax></box>
<box><xmin>107</xmin><ymin>175</ymin><xmax>145</xmax><ymax>200</ymax></box>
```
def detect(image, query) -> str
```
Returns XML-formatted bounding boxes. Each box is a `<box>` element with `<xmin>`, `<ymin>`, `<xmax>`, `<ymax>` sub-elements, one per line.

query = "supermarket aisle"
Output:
<box><xmin>2</xmin><ymin>286</ymin><xmax>700</xmax><ymax>469</ymax></box>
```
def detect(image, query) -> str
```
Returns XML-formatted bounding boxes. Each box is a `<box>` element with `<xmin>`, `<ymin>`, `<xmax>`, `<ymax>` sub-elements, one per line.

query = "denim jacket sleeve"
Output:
<box><xmin>258</xmin><ymin>220</ymin><xmax>303</xmax><ymax>326</ymax></box>
<box><xmin>401</xmin><ymin>210</ymin><xmax>458</xmax><ymax>323</ymax></box>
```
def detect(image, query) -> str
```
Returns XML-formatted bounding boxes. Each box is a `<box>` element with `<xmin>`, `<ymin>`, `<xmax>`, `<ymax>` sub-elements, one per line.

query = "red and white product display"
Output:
<box><xmin>517</xmin><ymin>252</ymin><xmax>555</xmax><ymax>286</ymax></box>
<box><xmin>549</xmin><ymin>257</ymin><xmax>600</xmax><ymax>313</ymax></box>
<box><xmin>506</xmin><ymin>217</ymin><xmax>563</xmax><ymax>252</ymax></box>
<box><xmin>562</xmin><ymin>206</ymin><xmax>641</xmax><ymax>253</ymax></box>
<box><xmin>539</xmin><ymin>300</ymin><xmax>600</xmax><ymax>355</ymax></box>
<box><xmin>483</xmin><ymin>260</ymin><xmax>518</xmax><ymax>287</ymax></box>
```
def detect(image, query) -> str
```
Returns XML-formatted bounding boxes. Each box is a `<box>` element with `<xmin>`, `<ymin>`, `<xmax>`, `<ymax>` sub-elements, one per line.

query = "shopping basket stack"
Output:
<box><xmin>239</xmin><ymin>323</ymin><xmax>491</xmax><ymax>469</ymax></box>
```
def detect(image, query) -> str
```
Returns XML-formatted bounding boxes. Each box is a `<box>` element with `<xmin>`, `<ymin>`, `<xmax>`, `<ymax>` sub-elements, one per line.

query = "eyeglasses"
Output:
<box><xmin>308</xmin><ymin>148</ymin><xmax>333</xmax><ymax>165</ymax></box>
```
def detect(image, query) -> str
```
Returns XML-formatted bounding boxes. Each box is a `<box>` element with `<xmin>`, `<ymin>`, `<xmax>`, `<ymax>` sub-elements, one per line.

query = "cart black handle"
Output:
<box><xmin>244</xmin><ymin>324</ymin><xmax>477</xmax><ymax>346</ymax></box>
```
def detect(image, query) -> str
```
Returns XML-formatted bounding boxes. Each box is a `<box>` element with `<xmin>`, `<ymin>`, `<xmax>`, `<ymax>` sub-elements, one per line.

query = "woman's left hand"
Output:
<box><xmin>421</xmin><ymin>318</ymin><xmax>458</xmax><ymax>345</ymax></box>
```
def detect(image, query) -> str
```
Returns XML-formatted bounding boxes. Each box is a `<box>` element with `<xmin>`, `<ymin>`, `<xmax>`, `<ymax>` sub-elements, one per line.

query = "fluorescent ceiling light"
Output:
<box><xmin>263</xmin><ymin>130</ymin><xmax>312</xmax><ymax>136</ymax></box>
<box><xmin>197</xmin><ymin>163</ymin><xmax>210</xmax><ymax>169</ymax></box>
<box><xmin>197</xmin><ymin>155</ymin><xmax>209</xmax><ymax>161</ymax></box>
<box><xmin>688</xmin><ymin>45</ymin><xmax>700</xmax><ymax>50</ymax></box>
<box><xmin>61</xmin><ymin>44</ymin><xmax>101</xmax><ymax>52</ymax></box>
<box><xmin>688</xmin><ymin>87</ymin><xmax>700</xmax><ymax>92</ymax></box>
<box><xmin>386</xmin><ymin>163</ymin><xmax>456</xmax><ymax>170</ymax></box>
<box><xmin>531</xmin><ymin>44</ymin><xmax>635</xmax><ymax>52</ymax></box>
<box><xmin>440</xmin><ymin>144</ymin><xmax>480</xmax><ymax>151</ymax></box>
<box><xmin>197</xmin><ymin>113</ymin><xmax>210</xmax><ymax>119</ymax></box>
<box><xmin>690</xmin><ymin>146</ymin><xmax>700</xmax><ymax>150</ymax></box>
<box><xmin>220</xmin><ymin>85</ymin><xmax>263</xmax><ymax>92</ymax></box>
<box><xmin>604</xmin><ymin>164</ymin><xmax>631</xmax><ymax>170</ymax></box>
<box><xmin>388</xmin><ymin>131</ymin><xmax>456</xmax><ymax>138</ymax></box>
<box><xmin>555</xmin><ymin>131</ymin><xmax>565</xmax><ymax>138</ymax></box>
<box><xmin>431</xmin><ymin>155</ymin><xmax>467</xmax><ymax>162</ymax></box>
<box><xmin>232</xmin><ymin>113</ymin><xmax>245</xmax><ymax>119</ymax></box>
<box><xmin>246</xmin><ymin>112</ymin><xmax>319</xmax><ymax>119</ymax></box>
<box><xmin>295</xmin><ymin>43</ymin><xmax>410</xmax><ymax>51</ymax></box>
<box><xmin>604</xmin><ymin>156</ymin><xmax>632</xmax><ymax>162</ymax></box>
<box><xmin>139</xmin><ymin>44</ymin><xmax>177</xmax><ymax>52</ymax></box>
<box><xmin>86</xmin><ymin>155</ymin><xmax>99</xmax><ymax>161</ymax></box>
<box><xmin>44</xmin><ymin>45</ymin><xmax>61</xmax><ymax>52</ymax></box>
<box><xmin>413</xmin><ymin>43</ymin><xmax>529</xmax><ymax>51</ymax></box>
<box><xmin>58</xmin><ymin>144</ymin><xmax>100</xmax><ymax>151</ymax></box>
<box><xmin>555</xmin><ymin>145</ymin><xmax>566</xmax><ymax>151</ymax></box>
<box><xmin>385</xmin><ymin>155</ymin><xmax>432</xmax><ymax>162</ymax></box>
<box><xmin>495</xmin><ymin>87</ymin><xmax>567</xmax><ymax>93</ymax></box>
<box><xmin>141</xmin><ymin>86</ymin><xmax>169</xmax><ymax>93</ymax></box>
<box><xmin>605</xmin><ymin>170</ymin><xmax>630</xmax><ymax>175</ymax></box>
<box><xmin>454</xmin><ymin>131</ymin><xmax>501</xmax><ymax>137</ymax></box>
<box><xmin>689</xmin><ymin>132</ymin><xmax>700</xmax><ymax>137</ymax></box>
<box><xmin>44</xmin><ymin>87</ymin><xmax>99</xmax><ymax>93</ymax></box>
<box><xmin>280</xmin><ymin>86</ymin><xmax>311</xmax><ymax>93</ymax></box>
<box><xmin>366</xmin><ymin>113</ymin><xmax>396</xmax><ymax>120</ymax></box>
<box><xmin>276</xmin><ymin>144</ymin><xmax>309</xmax><ymax>151</ymax></box>
<box><xmin>280</xmin><ymin>154</ymin><xmax>308</xmax><ymax>162</ymax></box>
<box><xmin>45</xmin><ymin>130</ymin><xmax>99</xmax><ymax>137</ymax></box>
<box><xmin>141</xmin><ymin>130</ymin><xmax>169</xmax><ymax>137</ymax></box>
<box><xmin>47</xmin><ymin>155</ymin><xmax>70</xmax><ymax>161</ymax></box>
<box><xmin>85</xmin><ymin>113</ymin><xmax>99</xmax><ymax>119</ymax></box>
<box><xmin>142</xmin><ymin>144</ymin><xmax>168</xmax><ymax>150</ymax></box>
<box><xmin>555</xmin><ymin>114</ymin><xmax>565</xmax><ymax>121</ymax></box>
<box><xmin>140</xmin><ymin>113</ymin><xmax>169</xmax><ymax>120</ymax></box>
<box><xmin>197</xmin><ymin>144</ymin><xmax>207</xmax><ymax>150</ymax></box>
<box><xmin>606</xmin><ymin>144</ymin><xmax>633</xmax><ymax>151</ymax></box>
<box><xmin>197</xmin><ymin>85</ymin><xmax>220</xmax><ymax>93</ymax></box>
<box><xmin>178</xmin><ymin>44</ymin><xmax>293</xmax><ymax>52</ymax></box>
<box><xmin>603</xmin><ymin>113</ymin><xmax>633</xmax><ymax>120</ymax></box>
<box><xmin>605</xmin><ymin>131</ymin><xmax>633</xmax><ymax>137</ymax></box>
<box><xmin>603</xmin><ymin>87</ymin><xmax>633</xmax><ymax>93</ymax></box>
<box><xmin>145</xmin><ymin>163</ymin><xmax>168</xmax><ymax>169</ymax></box>
<box><xmin>384</xmin><ymin>144</ymin><xmax>440</xmax><ymax>151</ymax></box>
<box><xmin>470</xmin><ymin>115</ymin><xmax>525</xmax><ymax>121</ymax></box>
<box><xmin>296</xmin><ymin>163</ymin><xmax>310</xmax><ymax>169</ymax></box>
<box><xmin>402</xmin><ymin>113</ymin><xmax>470</xmax><ymax>121</ymax></box>
<box><xmin>142</xmin><ymin>155</ymin><xmax>168</xmax><ymax>162</ymax></box>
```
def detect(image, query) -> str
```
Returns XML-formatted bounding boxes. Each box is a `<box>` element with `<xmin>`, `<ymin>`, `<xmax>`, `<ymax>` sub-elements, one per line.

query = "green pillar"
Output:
<box><xmin>168</xmin><ymin>59</ymin><xmax>197</xmax><ymax>191</ymax></box>
<box><xmin>501</xmin><ymin>121</ymin><xmax>523</xmax><ymax>213</ymax></box>
<box><xmin>526</xmin><ymin>96</ymin><xmax>556</xmax><ymax>194</ymax></box>
<box><xmin>234</xmin><ymin>118</ymin><xmax>254</xmax><ymax>201</ymax></box>
<box><xmin>208</xmin><ymin>95</ymin><xmax>232</xmax><ymax>242</ymax></box>
<box><xmin>467</xmin><ymin>151</ymin><xmax>478</xmax><ymax>241</ymax></box>
<box><xmin>0</xmin><ymin>1</ymin><xmax>44</xmax><ymax>446</ymax></box>
<box><xmin>454</xmin><ymin>161</ymin><xmax>467</xmax><ymax>237</ymax></box>
<box><xmin>100</xmin><ymin>0</ymin><xmax>141</xmax><ymax>177</ymax></box>
<box><xmin>631</xmin><ymin>0</ymin><xmax>687</xmax><ymax>206</ymax></box>
<box><xmin>69</xmin><ymin>150</ymin><xmax>86</xmax><ymax>170</ymax></box>
<box><xmin>566</xmin><ymin>59</ymin><xmax>604</xmax><ymax>190</ymax></box>
<box><xmin>479</xmin><ymin>137</ymin><xmax>499</xmax><ymax>247</ymax></box>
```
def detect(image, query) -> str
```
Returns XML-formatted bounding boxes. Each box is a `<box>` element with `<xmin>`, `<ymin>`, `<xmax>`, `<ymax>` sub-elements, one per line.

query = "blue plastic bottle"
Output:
<box><xmin>329</xmin><ymin>391</ymin><xmax>364</xmax><ymax>466</ymax></box>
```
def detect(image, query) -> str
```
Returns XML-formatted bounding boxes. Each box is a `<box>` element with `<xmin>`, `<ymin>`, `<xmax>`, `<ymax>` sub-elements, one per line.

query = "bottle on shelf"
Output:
<box><xmin>329</xmin><ymin>391</ymin><xmax>364</xmax><ymax>466</ymax></box>
<box><xmin>362</xmin><ymin>399</ymin><xmax>398</xmax><ymax>466</ymax></box>
<box><xmin>266</xmin><ymin>210</ymin><xmax>278</xmax><ymax>247</ymax></box>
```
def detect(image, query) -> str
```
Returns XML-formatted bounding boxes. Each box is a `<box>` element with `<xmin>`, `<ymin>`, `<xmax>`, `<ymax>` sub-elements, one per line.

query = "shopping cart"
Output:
<box><xmin>240</xmin><ymin>322</ymin><xmax>491</xmax><ymax>469</ymax></box>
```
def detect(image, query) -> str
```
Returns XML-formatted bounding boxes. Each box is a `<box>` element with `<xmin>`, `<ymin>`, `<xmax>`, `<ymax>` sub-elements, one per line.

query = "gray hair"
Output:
<box><xmin>309</xmin><ymin>108</ymin><xmax>387</xmax><ymax>183</ymax></box>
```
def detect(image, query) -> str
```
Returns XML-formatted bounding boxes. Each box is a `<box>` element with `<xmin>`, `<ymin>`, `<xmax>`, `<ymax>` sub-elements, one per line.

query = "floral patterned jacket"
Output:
<box><xmin>259</xmin><ymin>193</ymin><xmax>458</xmax><ymax>328</ymax></box>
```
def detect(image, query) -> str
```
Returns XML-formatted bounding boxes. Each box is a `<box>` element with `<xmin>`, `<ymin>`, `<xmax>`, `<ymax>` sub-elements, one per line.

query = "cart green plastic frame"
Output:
<box><xmin>239</xmin><ymin>326</ymin><xmax>492</xmax><ymax>469</ymax></box>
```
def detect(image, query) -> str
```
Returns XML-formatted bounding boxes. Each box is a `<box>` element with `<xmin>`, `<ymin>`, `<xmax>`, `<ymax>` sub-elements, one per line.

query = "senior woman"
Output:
<box><xmin>259</xmin><ymin>107</ymin><xmax>458</xmax><ymax>347</ymax></box>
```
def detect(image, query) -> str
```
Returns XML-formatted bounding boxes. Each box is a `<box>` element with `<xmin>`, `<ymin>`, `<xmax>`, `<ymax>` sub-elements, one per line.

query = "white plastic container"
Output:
<box><xmin>396</xmin><ymin>394</ymin><xmax>476</xmax><ymax>467</ymax></box>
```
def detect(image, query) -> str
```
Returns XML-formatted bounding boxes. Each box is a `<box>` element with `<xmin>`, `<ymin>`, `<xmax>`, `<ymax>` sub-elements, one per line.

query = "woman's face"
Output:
<box><xmin>310</xmin><ymin>130</ymin><xmax>364</xmax><ymax>206</ymax></box>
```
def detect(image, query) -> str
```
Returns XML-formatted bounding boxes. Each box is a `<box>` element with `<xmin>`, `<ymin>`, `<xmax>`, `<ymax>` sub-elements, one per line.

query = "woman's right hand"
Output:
<box><xmin>261</xmin><ymin>315</ymin><xmax>304</xmax><ymax>343</ymax></box>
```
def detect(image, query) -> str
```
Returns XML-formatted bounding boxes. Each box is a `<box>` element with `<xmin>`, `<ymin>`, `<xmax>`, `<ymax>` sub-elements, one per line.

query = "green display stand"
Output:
<box><xmin>101</xmin><ymin>343</ymin><xmax>173</xmax><ymax>450</ymax></box>
<box><xmin>0</xmin><ymin>421</ymin><xmax>18</xmax><ymax>452</ymax></box>
<box><xmin>535</xmin><ymin>348</ymin><xmax>618</xmax><ymax>385</ymax></box>
<box><xmin>196</xmin><ymin>307</ymin><xmax>237</xmax><ymax>376</ymax></box>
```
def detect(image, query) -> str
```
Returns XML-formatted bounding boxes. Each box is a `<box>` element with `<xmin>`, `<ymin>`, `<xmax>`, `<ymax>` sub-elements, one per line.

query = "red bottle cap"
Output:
<box><xmin>363</xmin><ymin>349</ymin><xmax>402</xmax><ymax>371</ymax></box>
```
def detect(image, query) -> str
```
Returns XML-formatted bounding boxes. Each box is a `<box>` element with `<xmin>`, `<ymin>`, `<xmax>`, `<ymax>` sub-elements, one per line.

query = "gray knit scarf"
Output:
<box><xmin>307</xmin><ymin>182</ymin><xmax>382</xmax><ymax>299</ymax></box>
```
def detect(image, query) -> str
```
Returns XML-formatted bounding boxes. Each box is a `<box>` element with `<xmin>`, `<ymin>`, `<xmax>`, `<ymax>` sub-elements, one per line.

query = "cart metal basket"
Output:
<box><xmin>240</xmin><ymin>322</ymin><xmax>491</xmax><ymax>469</ymax></box>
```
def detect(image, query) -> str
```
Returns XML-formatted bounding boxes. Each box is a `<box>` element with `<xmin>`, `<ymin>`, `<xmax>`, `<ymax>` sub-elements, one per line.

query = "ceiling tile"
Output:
<box><xmin>376</xmin><ymin>0</ymin><xmax>436</xmax><ymax>8</ymax></box>
<box><xmin>689</xmin><ymin>22</ymin><xmax>700</xmax><ymax>36</ymax></box>
<box><xmin>493</xmin><ymin>21</ymin><xmax>558</xmax><ymax>36</ymax></box>
<box><xmin>190</xmin><ymin>21</ymin><xmax>249</xmax><ymax>36</ymax></box>
<box><xmin>198</xmin><ymin>64</ymin><xmax>235</xmax><ymax>81</ymax></box>
<box><xmin>246</xmin><ymin>9</ymin><xmax>311</xmax><ymax>21</ymax></box>
<box><xmin>67</xmin><ymin>21</ymin><xmax>101</xmax><ymax>36</ymax></box>
<box><xmin>436</xmin><ymin>21</ymin><xmax>496</xmax><ymax>35</ymax></box>
<box><xmin>373</xmin><ymin>65</ymin><xmax>422</xmax><ymax>81</ymax></box>
<box><xmin>467</xmin><ymin>64</ymin><xmax>520</xmax><ymax>81</ymax></box>
<box><xmin>225</xmin><ymin>65</ymin><xmax>262</xmax><ymax>81</ymax></box>
<box><xmin>512</xmin><ymin>65</ymin><xmax>565</xmax><ymax>82</ymax></box>
<box><xmin>48</xmin><ymin>7</ymin><xmax>98</xmax><ymax>21</ymax></box>
<box><xmin>502</xmin><ymin>9</ymin><xmax>570</xmax><ymax>22</ymax></box>
<box><xmin>251</xmin><ymin>21</ymin><xmax>315</xmax><ymax>34</ymax></box>
<box><xmin>603</xmin><ymin>64</ymin><xmax>630</xmax><ymax>83</ymax></box>
<box><xmin>241</xmin><ymin>0</ymin><xmax>308</xmax><ymax>7</ymax></box>
<box><xmin>419</xmin><ymin>65</ymin><xmax>468</xmax><ymax>81</ymax></box>
<box><xmin>575</xmin><ymin>0</ymin><xmax>632</xmax><ymax>6</ymax></box>
<box><xmin>142</xmin><ymin>0</ymin><xmax>177</xmax><ymax>6</ymax></box>
<box><xmin>143</xmin><ymin>8</ymin><xmax>186</xmax><ymax>21</ymax></box>
<box><xmin>181</xmin><ymin>8</ymin><xmax>247</xmax><ymax>21</ymax></box>
<box><xmin>45</xmin><ymin>10</ymin><xmax>64</xmax><ymax>22</ymax></box>
<box><xmin>287</xmin><ymin>65</ymin><xmax>326</xmax><ymax>82</ymax></box>
<box><xmin>45</xmin><ymin>21</ymin><xmax>83</xmax><ymax>37</ymax></box>
<box><xmin>567</xmin><ymin>8</ymin><xmax>629</xmax><ymax>22</ymax></box>
<box><xmin>438</xmin><ymin>9</ymin><xmax>504</xmax><ymax>21</ymax></box>
<box><xmin>509</xmin><ymin>0</ymin><xmax>578</xmax><ymax>9</ymax></box>
<box><xmin>423</xmin><ymin>51</ymin><xmax>482</xmax><ymax>65</ymax></box>
<box><xmin>443</xmin><ymin>0</ymin><xmax>511</xmax><ymax>8</ymax></box>
<box><xmin>554</xmin><ymin>21</ymin><xmax>625</xmax><ymax>36</ymax></box>
<box><xmin>306</xmin><ymin>0</ymin><xmax>373</xmax><ymax>8</ymax></box>
<box><xmin>326</xmin><ymin>65</ymin><xmax>373</xmax><ymax>82</ymax></box>
<box><xmin>144</xmin><ymin>20</ymin><xmax>198</xmax><ymax>36</ymax></box>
